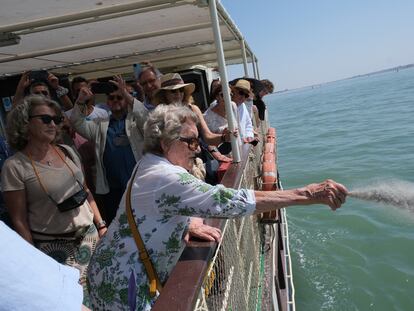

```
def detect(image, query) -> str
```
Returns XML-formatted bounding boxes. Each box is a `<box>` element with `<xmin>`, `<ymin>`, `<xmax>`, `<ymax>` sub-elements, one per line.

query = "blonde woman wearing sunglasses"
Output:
<box><xmin>1</xmin><ymin>95</ymin><xmax>106</xmax><ymax>308</ymax></box>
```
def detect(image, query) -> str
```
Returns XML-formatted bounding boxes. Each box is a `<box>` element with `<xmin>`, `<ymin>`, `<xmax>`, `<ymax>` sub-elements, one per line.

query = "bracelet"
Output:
<box><xmin>96</xmin><ymin>220</ymin><xmax>107</xmax><ymax>229</ymax></box>
<box><xmin>56</xmin><ymin>86</ymin><xmax>69</xmax><ymax>98</ymax></box>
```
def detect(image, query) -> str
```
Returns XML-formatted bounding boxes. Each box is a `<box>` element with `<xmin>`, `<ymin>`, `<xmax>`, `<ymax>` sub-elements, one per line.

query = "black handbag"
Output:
<box><xmin>56</xmin><ymin>180</ymin><xmax>88</xmax><ymax>212</ymax></box>
<box><xmin>28</xmin><ymin>145</ymin><xmax>89</xmax><ymax>212</ymax></box>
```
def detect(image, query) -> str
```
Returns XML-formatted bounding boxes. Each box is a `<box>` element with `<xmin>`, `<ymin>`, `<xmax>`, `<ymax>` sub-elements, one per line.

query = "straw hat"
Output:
<box><xmin>231</xmin><ymin>79</ymin><xmax>251</xmax><ymax>95</ymax></box>
<box><xmin>155</xmin><ymin>73</ymin><xmax>195</xmax><ymax>96</ymax></box>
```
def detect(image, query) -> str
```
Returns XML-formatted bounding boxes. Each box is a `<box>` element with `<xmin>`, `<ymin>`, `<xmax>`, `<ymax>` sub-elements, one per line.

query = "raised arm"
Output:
<box><xmin>69</xmin><ymin>87</ymin><xmax>99</xmax><ymax>140</ymax></box>
<box><xmin>110</xmin><ymin>75</ymin><xmax>135</xmax><ymax>110</ymax></box>
<box><xmin>12</xmin><ymin>72</ymin><xmax>32</xmax><ymax>107</ymax></box>
<box><xmin>47</xmin><ymin>73</ymin><xmax>73</xmax><ymax>111</ymax></box>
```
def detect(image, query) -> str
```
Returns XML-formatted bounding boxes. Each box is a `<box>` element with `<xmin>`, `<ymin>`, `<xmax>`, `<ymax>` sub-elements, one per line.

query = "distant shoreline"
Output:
<box><xmin>274</xmin><ymin>63</ymin><xmax>414</xmax><ymax>94</ymax></box>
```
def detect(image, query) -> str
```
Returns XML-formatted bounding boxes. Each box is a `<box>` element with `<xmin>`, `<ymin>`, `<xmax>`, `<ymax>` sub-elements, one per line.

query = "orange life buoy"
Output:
<box><xmin>262</xmin><ymin>161</ymin><xmax>276</xmax><ymax>191</ymax></box>
<box><xmin>264</xmin><ymin>142</ymin><xmax>275</xmax><ymax>154</ymax></box>
<box><xmin>267</xmin><ymin>127</ymin><xmax>276</xmax><ymax>137</ymax></box>
<box><xmin>262</xmin><ymin>152</ymin><xmax>275</xmax><ymax>163</ymax></box>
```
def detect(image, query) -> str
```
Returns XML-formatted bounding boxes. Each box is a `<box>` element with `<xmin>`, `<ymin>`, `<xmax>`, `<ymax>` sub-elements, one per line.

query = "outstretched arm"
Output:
<box><xmin>254</xmin><ymin>179</ymin><xmax>348</xmax><ymax>213</ymax></box>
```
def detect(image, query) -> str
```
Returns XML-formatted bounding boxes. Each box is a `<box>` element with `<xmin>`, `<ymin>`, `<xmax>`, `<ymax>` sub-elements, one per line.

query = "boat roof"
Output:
<box><xmin>0</xmin><ymin>0</ymin><xmax>256</xmax><ymax>79</ymax></box>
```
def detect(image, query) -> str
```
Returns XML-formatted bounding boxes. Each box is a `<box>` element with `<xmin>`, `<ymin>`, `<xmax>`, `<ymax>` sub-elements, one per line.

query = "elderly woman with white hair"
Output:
<box><xmin>87</xmin><ymin>104</ymin><xmax>348</xmax><ymax>310</ymax></box>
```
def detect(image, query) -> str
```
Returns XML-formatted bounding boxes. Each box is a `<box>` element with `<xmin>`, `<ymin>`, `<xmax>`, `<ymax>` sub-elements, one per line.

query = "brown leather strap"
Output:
<box><xmin>27</xmin><ymin>145</ymin><xmax>79</xmax><ymax>203</ymax></box>
<box><xmin>126</xmin><ymin>165</ymin><xmax>162</xmax><ymax>297</ymax></box>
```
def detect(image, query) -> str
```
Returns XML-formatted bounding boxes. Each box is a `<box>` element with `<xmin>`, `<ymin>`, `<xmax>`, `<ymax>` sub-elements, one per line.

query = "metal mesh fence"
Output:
<box><xmin>194</xmin><ymin>149</ymin><xmax>266</xmax><ymax>311</ymax></box>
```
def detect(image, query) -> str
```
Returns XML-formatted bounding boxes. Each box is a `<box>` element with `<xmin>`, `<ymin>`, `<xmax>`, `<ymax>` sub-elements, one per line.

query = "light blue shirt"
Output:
<box><xmin>0</xmin><ymin>221</ymin><xmax>83</xmax><ymax>311</ymax></box>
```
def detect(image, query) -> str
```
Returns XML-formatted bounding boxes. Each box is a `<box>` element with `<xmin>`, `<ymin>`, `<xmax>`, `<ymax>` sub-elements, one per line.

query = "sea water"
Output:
<box><xmin>267</xmin><ymin>67</ymin><xmax>414</xmax><ymax>311</ymax></box>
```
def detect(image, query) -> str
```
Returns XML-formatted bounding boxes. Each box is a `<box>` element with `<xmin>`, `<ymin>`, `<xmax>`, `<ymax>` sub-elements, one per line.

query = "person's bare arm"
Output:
<box><xmin>48</xmin><ymin>73</ymin><xmax>73</xmax><ymax>110</ymax></box>
<box><xmin>190</xmin><ymin>104</ymin><xmax>229</xmax><ymax>146</ymax></box>
<box><xmin>84</xmin><ymin>185</ymin><xmax>107</xmax><ymax>237</ymax></box>
<box><xmin>254</xmin><ymin>179</ymin><xmax>348</xmax><ymax>213</ymax></box>
<box><xmin>12</xmin><ymin>72</ymin><xmax>32</xmax><ymax>107</ymax></box>
<box><xmin>3</xmin><ymin>190</ymin><xmax>33</xmax><ymax>244</ymax></box>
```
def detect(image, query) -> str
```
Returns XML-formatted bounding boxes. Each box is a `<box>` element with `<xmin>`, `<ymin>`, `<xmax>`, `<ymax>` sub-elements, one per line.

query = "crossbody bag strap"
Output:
<box><xmin>126</xmin><ymin>165</ymin><xmax>162</xmax><ymax>297</ymax></box>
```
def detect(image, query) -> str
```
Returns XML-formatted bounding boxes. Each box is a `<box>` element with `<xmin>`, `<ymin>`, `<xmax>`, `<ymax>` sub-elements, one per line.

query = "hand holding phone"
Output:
<box><xmin>133</xmin><ymin>63</ymin><xmax>142</xmax><ymax>80</ymax></box>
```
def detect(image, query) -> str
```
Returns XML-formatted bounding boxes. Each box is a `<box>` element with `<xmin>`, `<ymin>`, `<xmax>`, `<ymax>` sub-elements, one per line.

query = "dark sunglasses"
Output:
<box><xmin>33</xmin><ymin>91</ymin><xmax>50</xmax><ymax>97</ymax></box>
<box><xmin>30</xmin><ymin>114</ymin><xmax>64</xmax><ymax>125</ymax></box>
<box><xmin>237</xmin><ymin>90</ymin><xmax>249</xmax><ymax>98</ymax></box>
<box><xmin>108</xmin><ymin>95</ymin><xmax>123</xmax><ymax>100</ymax></box>
<box><xmin>169</xmin><ymin>88</ymin><xmax>185</xmax><ymax>94</ymax></box>
<box><xmin>219</xmin><ymin>92</ymin><xmax>234</xmax><ymax>98</ymax></box>
<box><xmin>178</xmin><ymin>136</ymin><xmax>199</xmax><ymax>151</ymax></box>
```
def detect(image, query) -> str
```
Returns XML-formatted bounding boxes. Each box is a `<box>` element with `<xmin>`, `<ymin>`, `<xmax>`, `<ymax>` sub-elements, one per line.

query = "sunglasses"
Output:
<box><xmin>30</xmin><ymin>114</ymin><xmax>64</xmax><ymax>125</ymax></box>
<box><xmin>169</xmin><ymin>88</ymin><xmax>185</xmax><ymax>94</ymax></box>
<box><xmin>33</xmin><ymin>91</ymin><xmax>50</xmax><ymax>97</ymax></box>
<box><xmin>178</xmin><ymin>136</ymin><xmax>199</xmax><ymax>151</ymax></box>
<box><xmin>219</xmin><ymin>92</ymin><xmax>234</xmax><ymax>98</ymax></box>
<box><xmin>108</xmin><ymin>95</ymin><xmax>123</xmax><ymax>100</ymax></box>
<box><xmin>237</xmin><ymin>90</ymin><xmax>249</xmax><ymax>98</ymax></box>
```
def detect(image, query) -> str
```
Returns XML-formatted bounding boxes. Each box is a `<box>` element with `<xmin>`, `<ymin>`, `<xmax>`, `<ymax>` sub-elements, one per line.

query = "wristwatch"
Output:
<box><xmin>55</xmin><ymin>86</ymin><xmax>69</xmax><ymax>98</ymax></box>
<box><xmin>96</xmin><ymin>220</ymin><xmax>107</xmax><ymax>229</ymax></box>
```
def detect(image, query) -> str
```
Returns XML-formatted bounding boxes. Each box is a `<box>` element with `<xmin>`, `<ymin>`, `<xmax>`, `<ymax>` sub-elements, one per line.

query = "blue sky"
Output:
<box><xmin>221</xmin><ymin>0</ymin><xmax>414</xmax><ymax>90</ymax></box>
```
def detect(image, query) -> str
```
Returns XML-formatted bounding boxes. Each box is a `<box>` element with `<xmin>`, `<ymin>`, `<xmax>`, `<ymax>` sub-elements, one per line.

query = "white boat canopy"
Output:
<box><xmin>0</xmin><ymin>0</ymin><xmax>257</xmax><ymax>79</ymax></box>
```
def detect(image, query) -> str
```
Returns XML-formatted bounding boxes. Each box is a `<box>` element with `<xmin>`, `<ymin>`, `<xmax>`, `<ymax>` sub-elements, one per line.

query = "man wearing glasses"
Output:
<box><xmin>70</xmin><ymin>76</ymin><xmax>147</xmax><ymax>225</ymax></box>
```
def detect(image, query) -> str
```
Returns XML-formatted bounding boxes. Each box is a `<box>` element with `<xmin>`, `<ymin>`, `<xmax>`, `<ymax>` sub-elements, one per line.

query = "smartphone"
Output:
<box><xmin>90</xmin><ymin>82</ymin><xmax>117</xmax><ymax>94</ymax></box>
<box><xmin>29</xmin><ymin>70</ymin><xmax>48</xmax><ymax>82</ymax></box>
<box><xmin>133</xmin><ymin>63</ymin><xmax>142</xmax><ymax>80</ymax></box>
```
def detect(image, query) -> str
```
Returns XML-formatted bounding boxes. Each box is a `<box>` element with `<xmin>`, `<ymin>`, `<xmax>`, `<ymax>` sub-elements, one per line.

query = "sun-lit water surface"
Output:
<box><xmin>267</xmin><ymin>67</ymin><xmax>414</xmax><ymax>311</ymax></box>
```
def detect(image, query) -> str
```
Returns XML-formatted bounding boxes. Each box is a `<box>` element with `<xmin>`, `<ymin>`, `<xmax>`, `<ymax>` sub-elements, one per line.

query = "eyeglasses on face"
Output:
<box><xmin>178</xmin><ymin>136</ymin><xmax>199</xmax><ymax>151</ymax></box>
<box><xmin>219</xmin><ymin>92</ymin><xmax>234</xmax><ymax>98</ymax></box>
<box><xmin>168</xmin><ymin>88</ymin><xmax>185</xmax><ymax>94</ymax></box>
<box><xmin>33</xmin><ymin>90</ymin><xmax>50</xmax><ymax>97</ymax></box>
<box><xmin>108</xmin><ymin>95</ymin><xmax>123</xmax><ymax>101</ymax></box>
<box><xmin>29</xmin><ymin>114</ymin><xmax>64</xmax><ymax>125</ymax></box>
<box><xmin>237</xmin><ymin>90</ymin><xmax>249</xmax><ymax>98</ymax></box>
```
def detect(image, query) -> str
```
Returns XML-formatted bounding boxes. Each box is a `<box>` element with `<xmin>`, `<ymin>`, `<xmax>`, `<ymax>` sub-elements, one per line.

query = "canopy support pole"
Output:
<box><xmin>209</xmin><ymin>0</ymin><xmax>241</xmax><ymax>163</ymax></box>
<box><xmin>251</xmin><ymin>53</ymin><xmax>258</xmax><ymax>79</ymax></box>
<box><xmin>241</xmin><ymin>39</ymin><xmax>249</xmax><ymax>77</ymax></box>
<box><xmin>255</xmin><ymin>57</ymin><xmax>261</xmax><ymax>80</ymax></box>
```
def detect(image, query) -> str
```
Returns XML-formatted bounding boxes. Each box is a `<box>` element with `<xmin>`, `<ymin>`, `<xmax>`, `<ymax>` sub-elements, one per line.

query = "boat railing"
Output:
<box><xmin>153</xmin><ymin>117</ymin><xmax>295</xmax><ymax>311</ymax></box>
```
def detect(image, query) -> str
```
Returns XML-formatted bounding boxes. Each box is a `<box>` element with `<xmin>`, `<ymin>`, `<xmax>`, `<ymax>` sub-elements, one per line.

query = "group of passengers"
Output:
<box><xmin>0</xmin><ymin>63</ymin><xmax>347</xmax><ymax>310</ymax></box>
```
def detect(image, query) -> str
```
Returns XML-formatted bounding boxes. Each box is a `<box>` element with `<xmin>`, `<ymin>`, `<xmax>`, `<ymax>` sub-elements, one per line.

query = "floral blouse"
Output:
<box><xmin>88</xmin><ymin>153</ymin><xmax>255</xmax><ymax>310</ymax></box>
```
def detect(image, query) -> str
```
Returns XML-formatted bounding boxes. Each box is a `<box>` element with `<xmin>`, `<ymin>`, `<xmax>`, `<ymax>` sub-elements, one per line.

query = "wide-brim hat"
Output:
<box><xmin>155</xmin><ymin>73</ymin><xmax>195</xmax><ymax>97</ymax></box>
<box><xmin>231</xmin><ymin>79</ymin><xmax>252</xmax><ymax>96</ymax></box>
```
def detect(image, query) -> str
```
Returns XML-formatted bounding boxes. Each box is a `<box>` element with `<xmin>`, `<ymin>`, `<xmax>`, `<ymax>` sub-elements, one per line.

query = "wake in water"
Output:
<box><xmin>349</xmin><ymin>179</ymin><xmax>414</xmax><ymax>211</ymax></box>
